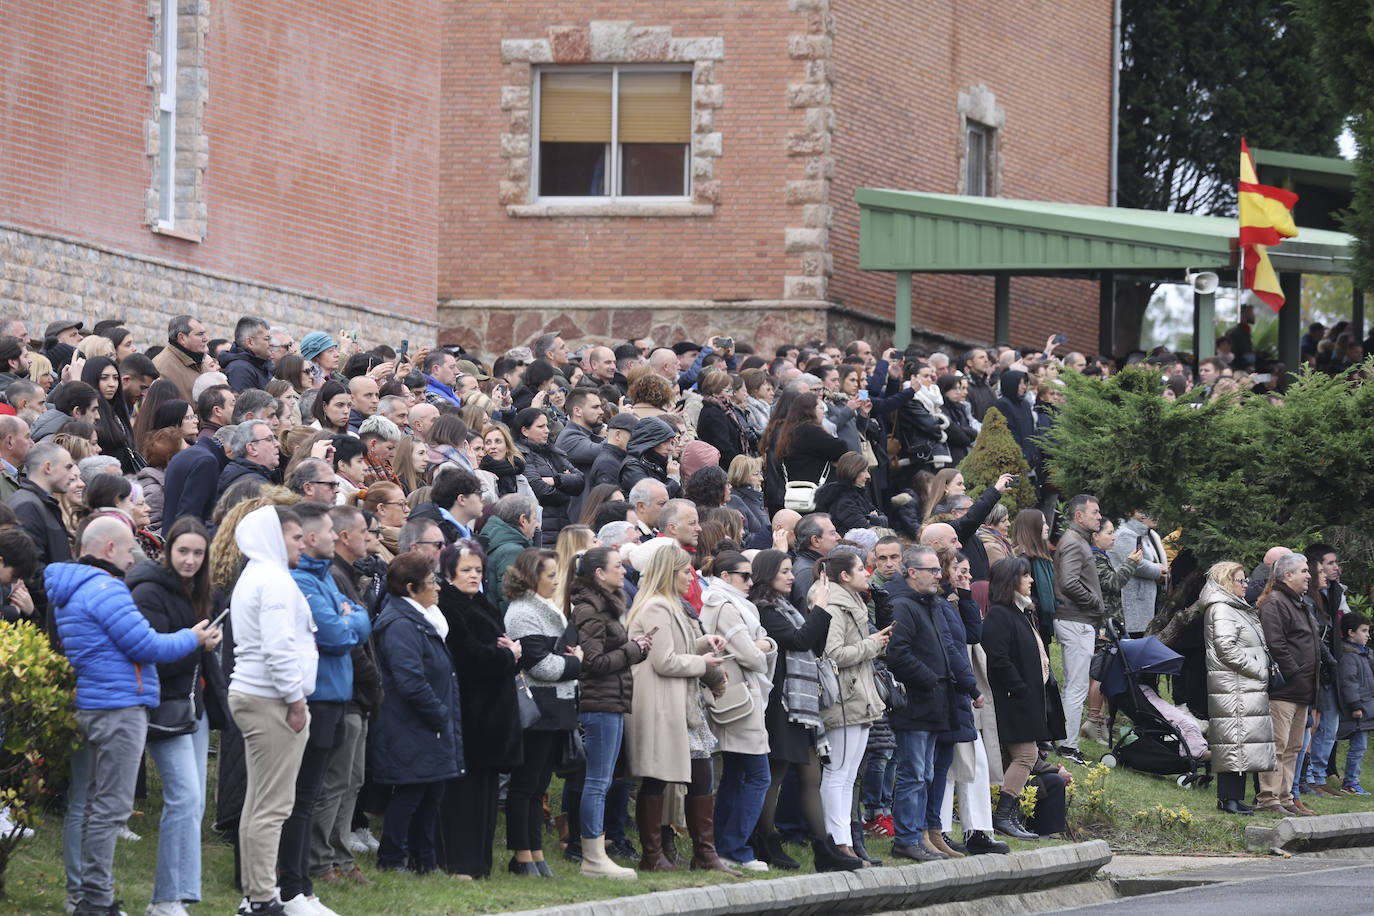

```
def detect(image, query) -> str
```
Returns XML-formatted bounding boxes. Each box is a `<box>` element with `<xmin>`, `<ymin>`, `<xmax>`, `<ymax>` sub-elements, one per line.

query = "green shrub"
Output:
<box><xmin>0</xmin><ymin>621</ymin><xmax>77</xmax><ymax>897</ymax></box>
<box><xmin>958</xmin><ymin>408</ymin><xmax>1036</xmax><ymax>512</ymax></box>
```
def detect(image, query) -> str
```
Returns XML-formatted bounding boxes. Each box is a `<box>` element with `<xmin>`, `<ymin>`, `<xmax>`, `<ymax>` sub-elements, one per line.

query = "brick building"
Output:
<box><xmin>0</xmin><ymin>0</ymin><xmax>440</xmax><ymax>349</ymax></box>
<box><xmin>441</xmin><ymin>0</ymin><xmax>1113</xmax><ymax>359</ymax></box>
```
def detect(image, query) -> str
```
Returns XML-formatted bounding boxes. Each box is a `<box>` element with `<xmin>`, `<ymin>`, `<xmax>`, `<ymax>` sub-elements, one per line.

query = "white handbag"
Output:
<box><xmin>782</xmin><ymin>463</ymin><xmax>830</xmax><ymax>513</ymax></box>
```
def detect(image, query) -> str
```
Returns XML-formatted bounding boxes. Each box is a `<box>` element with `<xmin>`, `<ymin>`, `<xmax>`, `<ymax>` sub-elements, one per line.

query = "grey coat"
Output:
<box><xmin>1203</xmin><ymin>579</ymin><xmax>1277</xmax><ymax>775</ymax></box>
<box><xmin>1109</xmin><ymin>518</ymin><xmax>1165</xmax><ymax>634</ymax></box>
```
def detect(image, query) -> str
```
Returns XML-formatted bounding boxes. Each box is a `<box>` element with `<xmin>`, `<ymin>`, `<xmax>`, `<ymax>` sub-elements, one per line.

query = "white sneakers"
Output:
<box><xmin>145</xmin><ymin>902</ymin><xmax>190</xmax><ymax>916</ymax></box>
<box><xmin>346</xmin><ymin>827</ymin><xmax>379</xmax><ymax>854</ymax></box>
<box><xmin>117</xmin><ymin>826</ymin><xmax>142</xmax><ymax>842</ymax></box>
<box><xmin>282</xmin><ymin>894</ymin><xmax>339</xmax><ymax>916</ymax></box>
<box><xmin>722</xmin><ymin>857</ymin><xmax>769</xmax><ymax>872</ymax></box>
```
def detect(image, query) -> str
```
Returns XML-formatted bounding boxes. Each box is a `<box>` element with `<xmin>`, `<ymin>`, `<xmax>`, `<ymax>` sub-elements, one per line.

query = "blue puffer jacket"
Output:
<box><xmin>934</xmin><ymin>593</ymin><xmax>980</xmax><ymax>745</ymax></box>
<box><xmin>291</xmin><ymin>553</ymin><xmax>372</xmax><ymax>703</ymax></box>
<box><xmin>47</xmin><ymin>560</ymin><xmax>200</xmax><ymax>710</ymax></box>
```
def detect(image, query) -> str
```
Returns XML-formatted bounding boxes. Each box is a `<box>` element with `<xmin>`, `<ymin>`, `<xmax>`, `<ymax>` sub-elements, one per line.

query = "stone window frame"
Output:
<box><xmin>146</xmin><ymin>0</ymin><xmax>209</xmax><ymax>241</ymax></box>
<box><xmin>499</xmin><ymin>23</ymin><xmax>724</xmax><ymax>219</ymax></box>
<box><xmin>956</xmin><ymin>84</ymin><xmax>1004</xmax><ymax>198</ymax></box>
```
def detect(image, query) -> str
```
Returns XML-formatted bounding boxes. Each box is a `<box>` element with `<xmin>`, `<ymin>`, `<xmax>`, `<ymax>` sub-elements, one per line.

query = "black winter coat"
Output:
<box><xmin>948</xmin><ymin>484</ymin><xmax>1001</xmax><ymax>582</ymax></box>
<box><xmin>127</xmin><ymin>560</ymin><xmax>204</xmax><ymax>711</ymax></box>
<box><xmin>584</xmin><ymin>442</ymin><xmax>627</xmax><ymax>493</ymax></box>
<box><xmin>438</xmin><ymin>581</ymin><xmax>522</xmax><ymax>770</ymax></box>
<box><xmin>516</xmin><ymin>437</ymin><xmax>584</xmax><ymax>543</ymax></box>
<box><xmin>992</xmin><ymin>371</ymin><xmax>1039</xmax><ymax>472</ymax></box>
<box><xmin>219</xmin><ymin>346</ymin><xmax>272</xmax><ymax>392</ymax></box>
<box><xmin>618</xmin><ymin>451</ymin><xmax>681</xmax><ymax>500</ymax></box>
<box><xmin>371</xmin><ymin>595</ymin><xmax>465</xmax><ymax>784</ymax></box>
<box><xmin>570</xmin><ymin>581</ymin><xmax>642</xmax><ymax>714</ymax></box>
<box><xmin>813</xmin><ymin>481</ymin><xmax>886</xmax><ymax>534</ymax></box>
<box><xmin>756</xmin><ymin>591</ymin><xmax>830</xmax><ymax>765</ymax></box>
<box><xmin>884</xmin><ymin>578</ymin><xmax>956</xmax><ymax>733</ymax></box>
<box><xmin>934</xmin><ymin>592</ymin><xmax>979</xmax><ymax>743</ymax></box>
<box><xmin>728</xmin><ymin>486</ymin><xmax>770</xmax><ymax>550</ymax></box>
<box><xmin>329</xmin><ymin>556</ymin><xmax>383</xmax><ymax>716</ymax></box>
<box><xmin>217</xmin><ymin>458</ymin><xmax>274</xmax><ymax>500</ymax></box>
<box><xmin>982</xmin><ymin>601</ymin><xmax>1052</xmax><ymax>743</ymax></box>
<box><xmin>8</xmin><ymin>479</ymin><xmax>72</xmax><ymax>635</ymax></box>
<box><xmin>696</xmin><ymin>401</ymin><xmax>746</xmax><ymax>468</ymax></box>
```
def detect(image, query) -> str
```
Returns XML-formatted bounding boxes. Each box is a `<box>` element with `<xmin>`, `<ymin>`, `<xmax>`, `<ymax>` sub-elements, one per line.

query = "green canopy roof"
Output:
<box><xmin>855</xmin><ymin>188</ymin><xmax>1354</xmax><ymax>278</ymax></box>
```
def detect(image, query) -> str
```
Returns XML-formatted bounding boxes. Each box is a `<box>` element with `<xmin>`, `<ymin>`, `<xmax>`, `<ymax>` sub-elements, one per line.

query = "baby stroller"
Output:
<box><xmin>1097</xmin><ymin>619</ymin><xmax>1212</xmax><ymax>789</ymax></box>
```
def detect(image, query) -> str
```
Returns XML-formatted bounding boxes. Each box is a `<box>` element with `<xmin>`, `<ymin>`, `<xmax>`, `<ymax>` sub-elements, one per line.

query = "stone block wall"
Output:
<box><xmin>0</xmin><ymin>226</ymin><xmax>436</xmax><ymax>350</ymax></box>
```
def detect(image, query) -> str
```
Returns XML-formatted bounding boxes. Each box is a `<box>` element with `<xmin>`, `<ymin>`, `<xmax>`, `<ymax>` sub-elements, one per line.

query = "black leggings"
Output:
<box><xmin>757</xmin><ymin>747</ymin><xmax>825</xmax><ymax>839</ymax></box>
<box><xmin>641</xmin><ymin>758</ymin><xmax>713</xmax><ymax>798</ymax></box>
<box><xmin>1217</xmin><ymin>771</ymin><xmax>1248</xmax><ymax>803</ymax></box>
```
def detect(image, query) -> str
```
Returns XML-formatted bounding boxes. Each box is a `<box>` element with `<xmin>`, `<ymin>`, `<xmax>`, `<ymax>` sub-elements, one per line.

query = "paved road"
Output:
<box><xmin>1050</xmin><ymin>859</ymin><xmax>1374</xmax><ymax>915</ymax></box>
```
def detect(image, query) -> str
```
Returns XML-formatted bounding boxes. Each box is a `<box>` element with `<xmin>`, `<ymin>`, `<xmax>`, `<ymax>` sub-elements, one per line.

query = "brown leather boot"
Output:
<box><xmin>926</xmin><ymin>828</ymin><xmax>965</xmax><ymax>858</ymax></box>
<box><xmin>636</xmin><ymin>793</ymin><xmax>675</xmax><ymax>871</ymax></box>
<box><xmin>686</xmin><ymin>795</ymin><xmax>743</xmax><ymax>877</ymax></box>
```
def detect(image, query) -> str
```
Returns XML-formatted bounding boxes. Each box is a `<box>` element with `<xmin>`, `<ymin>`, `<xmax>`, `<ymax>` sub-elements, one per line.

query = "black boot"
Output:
<box><xmin>769</xmin><ymin>834</ymin><xmax>802</xmax><ymax>873</ymax></box>
<box><xmin>964</xmin><ymin>829</ymin><xmax>1010</xmax><ymax>854</ymax></box>
<box><xmin>992</xmin><ymin>793</ymin><xmax>1037</xmax><ymax>840</ymax></box>
<box><xmin>811</xmin><ymin>836</ymin><xmax>865</xmax><ymax>872</ymax></box>
<box><xmin>850</xmin><ymin>820</ymin><xmax>882</xmax><ymax>866</ymax></box>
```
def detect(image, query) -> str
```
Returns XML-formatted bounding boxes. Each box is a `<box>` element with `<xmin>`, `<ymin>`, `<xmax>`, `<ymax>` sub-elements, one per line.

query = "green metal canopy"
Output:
<box><xmin>855</xmin><ymin>188</ymin><xmax>1354</xmax><ymax>277</ymax></box>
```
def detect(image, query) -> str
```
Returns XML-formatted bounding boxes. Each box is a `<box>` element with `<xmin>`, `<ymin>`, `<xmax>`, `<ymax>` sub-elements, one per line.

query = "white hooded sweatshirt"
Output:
<box><xmin>228</xmin><ymin>504</ymin><xmax>318</xmax><ymax>703</ymax></box>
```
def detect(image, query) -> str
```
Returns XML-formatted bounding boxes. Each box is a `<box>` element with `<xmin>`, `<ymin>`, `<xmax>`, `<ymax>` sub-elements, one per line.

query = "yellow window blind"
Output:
<box><xmin>539</xmin><ymin>71</ymin><xmax>612</xmax><ymax>143</ymax></box>
<box><xmin>618</xmin><ymin>71</ymin><xmax>691</xmax><ymax>144</ymax></box>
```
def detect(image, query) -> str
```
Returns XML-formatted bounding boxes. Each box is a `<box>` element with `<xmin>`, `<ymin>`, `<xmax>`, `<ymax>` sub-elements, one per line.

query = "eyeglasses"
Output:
<box><xmin>413</xmin><ymin>540</ymin><xmax>445</xmax><ymax>549</ymax></box>
<box><xmin>910</xmin><ymin>566</ymin><xmax>942</xmax><ymax>573</ymax></box>
<box><xmin>310</xmin><ymin>480</ymin><xmax>341</xmax><ymax>490</ymax></box>
<box><xmin>251</xmin><ymin>436</ymin><xmax>277</xmax><ymax>446</ymax></box>
<box><xmin>385</xmin><ymin>501</ymin><xmax>409</xmax><ymax>509</ymax></box>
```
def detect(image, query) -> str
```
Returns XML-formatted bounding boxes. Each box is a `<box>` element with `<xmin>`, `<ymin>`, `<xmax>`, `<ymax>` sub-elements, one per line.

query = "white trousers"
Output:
<box><xmin>940</xmin><ymin>736</ymin><xmax>993</xmax><ymax>832</ymax></box>
<box><xmin>820</xmin><ymin>724</ymin><xmax>869</xmax><ymax>845</ymax></box>
<box><xmin>1055</xmin><ymin>618</ymin><xmax>1096</xmax><ymax>750</ymax></box>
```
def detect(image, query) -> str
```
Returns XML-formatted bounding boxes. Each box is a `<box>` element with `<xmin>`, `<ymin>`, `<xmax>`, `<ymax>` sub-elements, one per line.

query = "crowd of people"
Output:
<box><xmin>0</xmin><ymin>312</ymin><xmax>1367</xmax><ymax>916</ymax></box>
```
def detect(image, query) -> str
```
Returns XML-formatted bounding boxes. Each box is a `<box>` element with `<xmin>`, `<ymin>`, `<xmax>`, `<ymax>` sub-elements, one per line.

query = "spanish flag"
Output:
<box><xmin>1239</xmin><ymin>138</ymin><xmax>1299</xmax><ymax>311</ymax></box>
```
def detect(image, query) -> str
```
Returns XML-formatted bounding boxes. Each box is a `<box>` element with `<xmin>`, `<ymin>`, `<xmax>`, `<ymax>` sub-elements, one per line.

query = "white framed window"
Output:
<box><xmin>157</xmin><ymin>0</ymin><xmax>178</xmax><ymax>229</ymax></box>
<box><xmin>965</xmin><ymin>122</ymin><xmax>992</xmax><ymax>197</ymax></box>
<box><xmin>534</xmin><ymin>66</ymin><xmax>693</xmax><ymax>202</ymax></box>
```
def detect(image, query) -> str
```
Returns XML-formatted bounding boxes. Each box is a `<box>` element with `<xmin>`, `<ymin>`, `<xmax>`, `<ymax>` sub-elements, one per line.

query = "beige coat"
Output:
<box><xmin>700</xmin><ymin>580</ymin><xmax>776</xmax><ymax>755</ymax></box>
<box><xmin>1203</xmin><ymin>579</ymin><xmax>1277</xmax><ymax>774</ymax></box>
<box><xmin>820</xmin><ymin>585</ymin><xmax>885</xmax><ymax>730</ymax></box>
<box><xmin>970</xmin><ymin>642</ymin><xmax>1004</xmax><ymax>785</ymax></box>
<box><xmin>626</xmin><ymin>595</ymin><xmax>721</xmax><ymax>783</ymax></box>
<box><xmin>152</xmin><ymin>344</ymin><xmax>204</xmax><ymax>402</ymax></box>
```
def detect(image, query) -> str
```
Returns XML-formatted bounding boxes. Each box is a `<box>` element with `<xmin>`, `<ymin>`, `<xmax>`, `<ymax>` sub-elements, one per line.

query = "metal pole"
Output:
<box><xmin>994</xmin><ymin>274</ymin><xmax>1010</xmax><ymax>347</ymax></box>
<box><xmin>1194</xmin><ymin>289</ymin><xmax>1215</xmax><ymax>368</ymax></box>
<box><xmin>894</xmin><ymin>270</ymin><xmax>912</xmax><ymax>350</ymax></box>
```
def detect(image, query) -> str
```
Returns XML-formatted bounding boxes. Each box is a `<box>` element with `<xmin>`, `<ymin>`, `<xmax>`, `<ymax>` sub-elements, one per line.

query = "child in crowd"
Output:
<box><xmin>1338</xmin><ymin>613</ymin><xmax>1374</xmax><ymax>795</ymax></box>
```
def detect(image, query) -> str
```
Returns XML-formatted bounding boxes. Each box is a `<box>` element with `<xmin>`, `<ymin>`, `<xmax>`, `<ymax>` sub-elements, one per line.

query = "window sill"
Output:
<box><xmin>507</xmin><ymin>202</ymin><xmax>714</xmax><ymax>219</ymax></box>
<box><xmin>151</xmin><ymin>224</ymin><xmax>204</xmax><ymax>243</ymax></box>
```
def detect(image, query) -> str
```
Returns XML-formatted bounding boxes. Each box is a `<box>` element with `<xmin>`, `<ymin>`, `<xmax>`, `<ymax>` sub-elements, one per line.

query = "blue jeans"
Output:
<box><xmin>1306</xmin><ymin>684</ymin><xmax>1340</xmax><ymax>785</ymax></box>
<box><xmin>714</xmin><ymin>752</ymin><xmax>771</xmax><ymax>863</ymax></box>
<box><xmin>862</xmin><ymin>748</ymin><xmax>895</xmax><ymax>818</ymax></box>
<box><xmin>63</xmin><ymin>742</ymin><xmax>93</xmax><ymax>904</ymax></box>
<box><xmin>1344</xmin><ymin>730</ymin><xmax>1368</xmax><ymax>786</ymax></box>
<box><xmin>925</xmin><ymin>742</ymin><xmax>955</xmax><ymax>831</ymax></box>
<box><xmin>1292</xmin><ymin>707</ymin><xmax>1315</xmax><ymax>799</ymax></box>
<box><xmin>578</xmin><ymin>712</ymin><xmax>623</xmax><ymax>839</ymax></box>
<box><xmin>145</xmin><ymin>715</ymin><xmax>209</xmax><ymax>903</ymax></box>
<box><xmin>892</xmin><ymin>729</ymin><xmax>938</xmax><ymax>847</ymax></box>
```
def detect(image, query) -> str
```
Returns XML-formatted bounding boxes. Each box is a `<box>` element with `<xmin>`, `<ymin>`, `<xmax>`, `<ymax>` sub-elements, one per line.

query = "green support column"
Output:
<box><xmin>1278</xmin><ymin>273</ymin><xmax>1302</xmax><ymax>377</ymax></box>
<box><xmin>1354</xmin><ymin>288</ymin><xmax>1365</xmax><ymax>343</ymax></box>
<box><xmin>994</xmin><ymin>274</ymin><xmax>1010</xmax><ymax>347</ymax></box>
<box><xmin>894</xmin><ymin>270</ymin><xmax>912</xmax><ymax>350</ymax></box>
<box><xmin>1098</xmin><ymin>271</ymin><xmax>1116</xmax><ymax>357</ymax></box>
<box><xmin>1194</xmin><ymin>289</ymin><xmax>1215</xmax><ymax>365</ymax></box>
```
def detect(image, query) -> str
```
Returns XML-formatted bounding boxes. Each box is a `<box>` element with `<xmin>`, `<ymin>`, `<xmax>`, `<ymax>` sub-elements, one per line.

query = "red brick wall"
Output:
<box><xmin>828</xmin><ymin>0</ymin><xmax>1113</xmax><ymax>353</ymax></box>
<box><xmin>442</xmin><ymin>4</ymin><xmax>800</xmax><ymax>303</ymax></box>
<box><xmin>0</xmin><ymin>0</ymin><xmax>439</xmax><ymax>321</ymax></box>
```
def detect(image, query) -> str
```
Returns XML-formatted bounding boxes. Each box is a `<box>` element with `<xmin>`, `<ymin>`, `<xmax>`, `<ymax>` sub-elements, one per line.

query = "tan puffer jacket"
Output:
<box><xmin>820</xmin><ymin>585</ymin><xmax>886</xmax><ymax>730</ymax></box>
<box><xmin>1203</xmin><ymin>579</ymin><xmax>1277</xmax><ymax>775</ymax></box>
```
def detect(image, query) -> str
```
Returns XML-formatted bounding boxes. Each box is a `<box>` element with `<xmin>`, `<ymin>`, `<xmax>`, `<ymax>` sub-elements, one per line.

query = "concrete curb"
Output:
<box><xmin>1245</xmin><ymin>811</ymin><xmax>1374</xmax><ymax>854</ymax></box>
<box><xmin>480</xmin><ymin>840</ymin><xmax>1112</xmax><ymax>916</ymax></box>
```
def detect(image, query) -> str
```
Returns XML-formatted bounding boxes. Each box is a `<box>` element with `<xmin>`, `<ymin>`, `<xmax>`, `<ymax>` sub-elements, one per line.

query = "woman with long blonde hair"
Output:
<box><xmin>623</xmin><ymin>544</ymin><xmax>735</xmax><ymax>874</ymax></box>
<box><xmin>393</xmin><ymin>436</ymin><xmax>432</xmax><ymax>494</ymax></box>
<box><xmin>554</xmin><ymin>525</ymin><xmax>596</xmax><ymax>602</ymax></box>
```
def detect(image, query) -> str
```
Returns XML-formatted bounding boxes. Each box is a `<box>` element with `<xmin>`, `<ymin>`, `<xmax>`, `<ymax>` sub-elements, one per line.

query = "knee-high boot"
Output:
<box><xmin>635</xmin><ymin>793</ymin><xmax>675</xmax><ymax>871</ymax></box>
<box><xmin>686</xmin><ymin>795</ymin><xmax>743</xmax><ymax>877</ymax></box>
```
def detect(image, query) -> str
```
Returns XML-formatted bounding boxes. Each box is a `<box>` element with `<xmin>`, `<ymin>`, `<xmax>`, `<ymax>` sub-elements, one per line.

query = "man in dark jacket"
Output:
<box><xmin>583</xmin><ymin>412</ymin><xmax>637</xmax><ymax>494</ymax></box>
<box><xmin>618</xmin><ymin>416</ymin><xmax>681</xmax><ymax>499</ymax></box>
<box><xmin>790</xmin><ymin>513</ymin><xmax>839</xmax><ymax>606</ymax></box>
<box><xmin>7</xmin><ymin>441</ymin><xmax>78</xmax><ymax>633</ymax></box>
<box><xmin>163</xmin><ymin>388</ymin><xmax>235</xmax><ymax>526</ymax></box>
<box><xmin>885</xmin><ymin>546</ymin><xmax>955</xmax><ymax>862</ymax></box>
<box><xmin>310</xmin><ymin>506</ymin><xmax>383</xmax><ymax>886</ymax></box>
<box><xmin>1050</xmin><ymin>494</ymin><xmax>1103</xmax><ymax>765</ymax></box>
<box><xmin>991</xmin><ymin>370</ymin><xmax>1038</xmax><ymax>473</ymax></box>
<box><xmin>217</xmin><ymin>421</ymin><xmax>277</xmax><ymax>498</ymax></box>
<box><xmin>220</xmin><ymin>317</ymin><xmax>274</xmax><ymax>392</ymax></box>
<box><xmin>959</xmin><ymin>349</ymin><xmax>999</xmax><ymax>422</ymax></box>
<box><xmin>1257</xmin><ymin>553</ymin><xmax>1318</xmax><ymax>814</ymax></box>
<box><xmin>556</xmin><ymin>389</ymin><xmax>604</xmax><ymax>521</ymax></box>
<box><xmin>934</xmin><ymin>474</ymin><xmax>1013</xmax><ymax>582</ymax></box>
<box><xmin>1304</xmin><ymin>544</ymin><xmax>1349</xmax><ymax>794</ymax></box>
